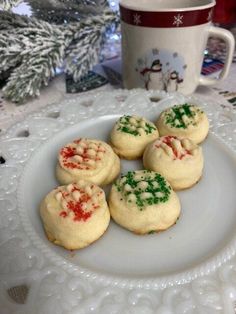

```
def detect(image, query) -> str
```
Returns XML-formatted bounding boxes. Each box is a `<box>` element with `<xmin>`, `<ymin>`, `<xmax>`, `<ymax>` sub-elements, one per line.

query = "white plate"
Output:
<box><xmin>18</xmin><ymin>114</ymin><xmax>236</xmax><ymax>281</ymax></box>
<box><xmin>1</xmin><ymin>89</ymin><xmax>236</xmax><ymax>313</ymax></box>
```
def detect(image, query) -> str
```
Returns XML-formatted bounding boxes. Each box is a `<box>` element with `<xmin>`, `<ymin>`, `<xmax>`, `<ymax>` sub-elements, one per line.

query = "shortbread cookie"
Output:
<box><xmin>40</xmin><ymin>180</ymin><xmax>110</xmax><ymax>250</ymax></box>
<box><xmin>156</xmin><ymin>103</ymin><xmax>209</xmax><ymax>144</ymax></box>
<box><xmin>56</xmin><ymin>138</ymin><xmax>120</xmax><ymax>186</ymax></box>
<box><xmin>110</xmin><ymin>115</ymin><xmax>159</xmax><ymax>159</ymax></box>
<box><xmin>143</xmin><ymin>135</ymin><xmax>203</xmax><ymax>190</ymax></box>
<box><xmin>109</xmin><ymin>170</ymin><xmax>180</xmax><ymax>234</ymax></box>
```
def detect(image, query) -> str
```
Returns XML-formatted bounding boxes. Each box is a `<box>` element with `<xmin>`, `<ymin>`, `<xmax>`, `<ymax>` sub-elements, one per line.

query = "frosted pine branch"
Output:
<box><xmin>61</xmin><ymin>0</ymin><xmax>108</xmax><ymax>7</ymax></box>
<box><xmin>65</xmin><ymin>28</ymin><xmax>101</xmax><ymax>81</ymax></box>
<box><xmin>0</xmin><ymin>10</ymin><xmax>63</xmax><ymax>31</ymax></box>
<box><xmin>0</xmin><ymin>0</ymin><xmax>23</xmax><ymax>11</ymax></box>
<box><xmin>3</xmin><ymin>46</ymin><xmax>65</xmax><ymax>103</ymax></box>
<box><xmin>57</xmin><ymin>0</ymin><xmax>109</xmax><ymax>12</ymax></box>
<box><xmin>0</xmin><ymin>7</ymin><xmax>119</xmax><ymax>103</ymax></box>
<box><xmin>2</xmin><ymin>14</ymin><xmax>67</xmax><ymax>103</ymax></box>
<box><xmin>0</xmin><ymin>34</ymin><xmax>23</xmax><ymax>73</ymax></box>
<box><xmin>65</xmin><ymin>9</ymin><xmax>119</xmax><ymax>40</ymax></box>
<box><xmin>64</xmin><ymin>9</ymin><xmax>118</xmax><ymax>81</ymax></box>
<box><xmin>0</xmin><ymin>13</ymin><xmax>65</xmax><ymax>74</ymax></box>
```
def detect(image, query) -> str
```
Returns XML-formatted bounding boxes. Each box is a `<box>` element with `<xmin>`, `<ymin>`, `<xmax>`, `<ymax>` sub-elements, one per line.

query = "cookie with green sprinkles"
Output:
<box><xmin>110</xmin><ymin>115</ymin><xmax>159</xmax><ymax>159</ymax></box>
<box><xmin>156</xmin><ymin>104</ymin><xmax>209</xmax><ymax>144</ymax></box>
<box><xmin>108</xmin><ymin>170</ymin><xmax>181</xmax><ymax>234</ymax></box>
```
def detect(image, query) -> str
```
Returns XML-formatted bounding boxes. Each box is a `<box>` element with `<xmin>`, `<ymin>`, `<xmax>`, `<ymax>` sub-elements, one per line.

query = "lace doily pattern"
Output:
<box><xmin>1</xmin><ymin>89</ymin><xmax>236</xmax><ymax>314</ymax></box>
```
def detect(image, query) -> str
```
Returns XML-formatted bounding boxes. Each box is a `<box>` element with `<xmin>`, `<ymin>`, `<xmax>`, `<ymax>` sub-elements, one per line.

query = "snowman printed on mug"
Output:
<box><xmin>137</xmin><ymin>49</ymin><xmax>186</xmax><ymax>92</ymax></box>
<box><xmin>166</xmin><ymin>70</ymin><xmax>184</xmax><ymax>92</ymax></box>
<box><xmin>140</xmin><ymin>59</ymin><xmax>164</xmax><ymax>90</ymax></box>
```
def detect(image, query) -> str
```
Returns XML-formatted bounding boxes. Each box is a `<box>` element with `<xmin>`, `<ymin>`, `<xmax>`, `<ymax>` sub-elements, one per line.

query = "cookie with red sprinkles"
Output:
<box><xmin>40</xmin><ymin>180</ymin><xmax>110</xmax><ymax>250</ymax></box>
<box><xmin>143</xmin><ymin>135</ymin><xmax>203</xmax><ymax>190</ymax></box>
<box><xmin>56</xmin><ymin>138</ymin><xmax>120</xmax><ymax>186</ymax></box>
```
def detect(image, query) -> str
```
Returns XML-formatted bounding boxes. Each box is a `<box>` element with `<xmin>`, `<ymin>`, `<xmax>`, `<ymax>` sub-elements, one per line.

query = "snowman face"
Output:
<box><xmin>171</xmin><ymin>72</ymin><xmax>178</xmax><ymax>79</ymax></box>
<box><xmin>152</xmin><ymin>63</ymin><xmax>162</xmax><ymax>71</ymax></box>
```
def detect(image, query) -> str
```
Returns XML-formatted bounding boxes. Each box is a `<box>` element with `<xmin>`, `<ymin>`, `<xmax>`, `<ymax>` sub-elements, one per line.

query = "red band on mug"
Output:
<box><xmin>120</xmin><ymin>5</ymin><xmax>214</xmax><ymax>28</ymax></box>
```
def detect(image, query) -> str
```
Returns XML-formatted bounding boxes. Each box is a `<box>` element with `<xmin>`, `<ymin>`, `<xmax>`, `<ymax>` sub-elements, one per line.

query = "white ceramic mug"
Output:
<box><xmin>120</xmin><ymin>0</ymin><xmax>235</xmax><ymax>94</ymax></box>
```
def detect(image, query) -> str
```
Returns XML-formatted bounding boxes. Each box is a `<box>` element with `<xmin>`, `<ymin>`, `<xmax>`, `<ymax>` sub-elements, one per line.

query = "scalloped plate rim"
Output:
<box><xmin>16</xmin><ymin>112</ymin><xmax>236</xmax><ymax>290</ymax></box>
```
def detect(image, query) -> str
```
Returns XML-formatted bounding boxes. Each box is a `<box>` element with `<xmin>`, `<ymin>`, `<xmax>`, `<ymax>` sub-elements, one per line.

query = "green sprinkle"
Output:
<box><xmin>164</xmin><ymin>103</ymin><xmax>199</xmax><ymax>129</ymax></box>
<box><xmin>121</xmin><ymin>127</ymin><xmax>139</xmax><ymax>136</ymax></box>
<box><xmin>117</xmin><ymin>115</ymin><xmax>157</xmax><ymax>136</ymax></box>
<box><xmin>145</xmin><ymin>122</ymin><xmax>156</xmax><ymax>134</ymax></box>
<box><xmin>115</xmin><ymin>170</ymin><xmax>171</xmax><ymax>209</ymax></box>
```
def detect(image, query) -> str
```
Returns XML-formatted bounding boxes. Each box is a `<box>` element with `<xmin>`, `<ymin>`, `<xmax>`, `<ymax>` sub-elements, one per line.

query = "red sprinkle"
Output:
<box><xmin>60</xmin><ymin>146</ymin><xmax>76</xmax><ymax>159</ymax></box>
<box><xmin>180</xmin><ymin>149</ymin><xmax>191</xmax><ymax>159</ymax></box>
<box><xmin>60</xmin><ymin>141</ymin><xmax>106</xmax><ymax>170</ymax></box>
<box><xmin>58</xmin><ymin>184</ymin><xmax>101</xmax><ymax>221</ymax></box>
<box><xmin>60</xmin><ymin>211</ymin><xmax>68</xmax><ymax>218</ymax></box>
<box><xmin>67</xmin><ymin>200</ymin><xmax>92</xmax><ymax>221</ymax></box>
<box><xmin>71</xmin><ymin>186</ymin><xmax>81</xmax><ymax>193</ymax></box>
<box><xmin>63</xmin><ymin>161</ymin><xmax>84</xmax><ymax>170</ymax></box>
<box><xmin>163</xmin><ymin>136</ymin><xmax>178</xmax><ymax>158</ymax></box>
<box><xmin>61</xmin><ymin>191</ymin><xmax>69</xmax><ymax>198</ymax></box>
<box><xmin>155</xmin><ymin>136</ymin><xmax>191</xmax><ymax>160</ymax></box>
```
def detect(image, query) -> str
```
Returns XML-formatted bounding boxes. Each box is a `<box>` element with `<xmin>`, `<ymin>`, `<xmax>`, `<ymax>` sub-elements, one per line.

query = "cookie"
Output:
<box><xmin>40</xmin><ymin>180</ymin><xmax>110</xmax><ymax>250</ymax></box>
<box><xmin>56</xmin><ymin>138</ymin><xmax>120</xmax><ymax>186</ymax></box>
<box><xmin>143</xmin><ymin>135</ymin><xmax>204</xmax><ymax>190</ymax></box>
<box><xmin>156</xmin><ymin>103</ymin><xmax>209</xmax><ymax>144</ymax></box>
<box><xmin>110</xmin><ymin>115</ymin><xmax>159</xmax><ymax>159</ymax></box>
<box><xmin>109</xmin><ymin>170</ymin><xmax>181</xmax><ymax>234</ymax></box>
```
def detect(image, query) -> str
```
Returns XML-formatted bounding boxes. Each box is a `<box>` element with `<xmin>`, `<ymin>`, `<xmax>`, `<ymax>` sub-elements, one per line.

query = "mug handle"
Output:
<box><xmin>199</xmin><ymin>26</ymin><xmax>235</xmax><ymax>86</ymax></box>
